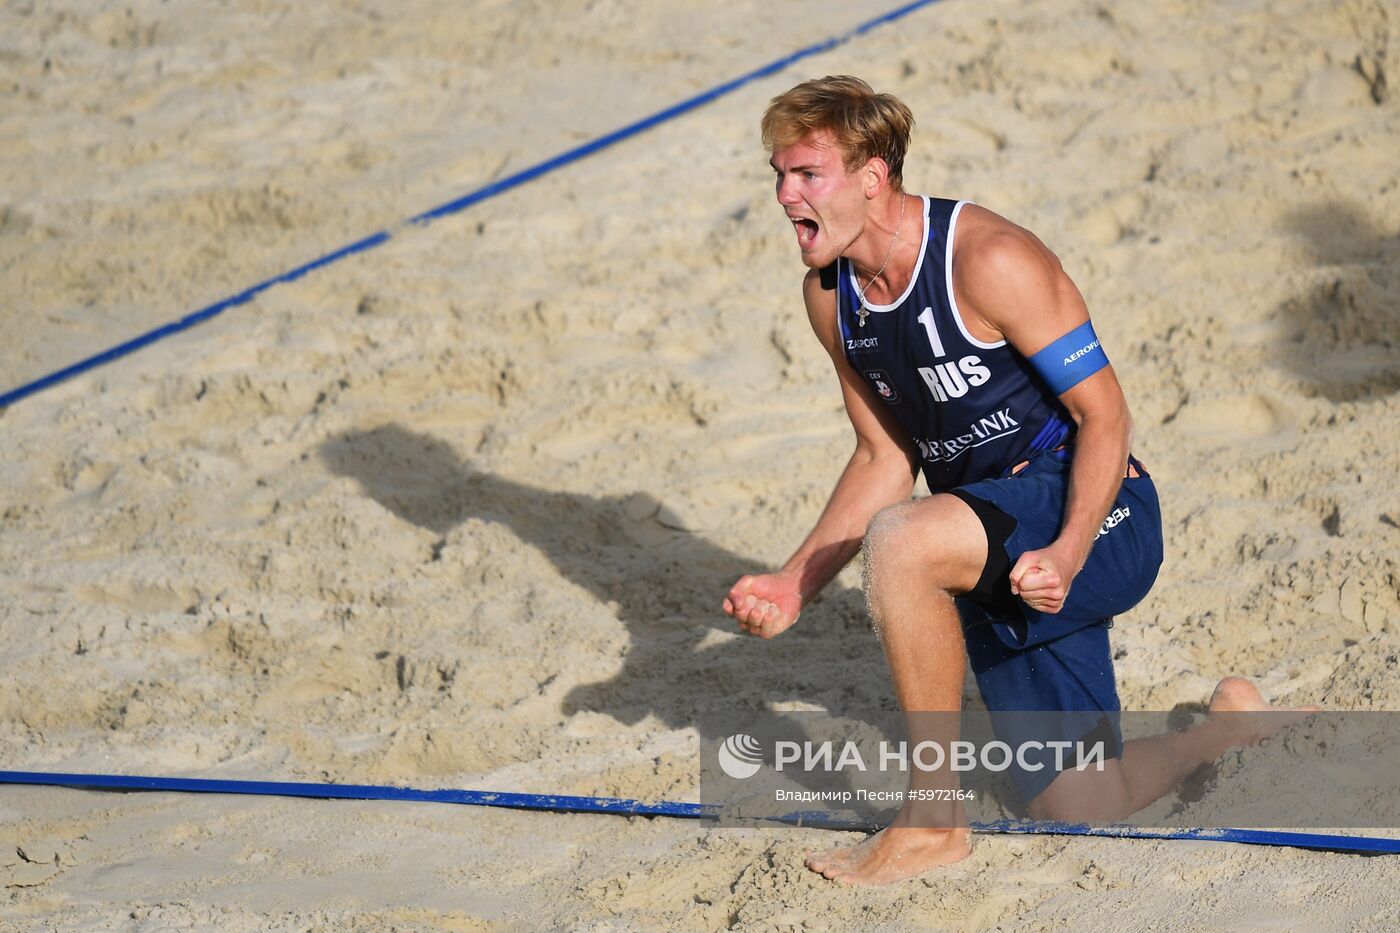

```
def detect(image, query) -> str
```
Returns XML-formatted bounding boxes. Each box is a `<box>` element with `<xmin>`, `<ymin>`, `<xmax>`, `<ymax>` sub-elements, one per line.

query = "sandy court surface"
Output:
<box><xmin>2</xmin><ymin>0</ymin><xmax>1400</xmax><ymax>928</ymax></box>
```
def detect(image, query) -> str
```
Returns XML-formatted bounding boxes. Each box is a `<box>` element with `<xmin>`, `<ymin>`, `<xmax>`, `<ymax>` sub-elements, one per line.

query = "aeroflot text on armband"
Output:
<box><xmin>1064</xmin><ymin>341</ymin><xmax>1099</xmax><ymax>366</ymax></box>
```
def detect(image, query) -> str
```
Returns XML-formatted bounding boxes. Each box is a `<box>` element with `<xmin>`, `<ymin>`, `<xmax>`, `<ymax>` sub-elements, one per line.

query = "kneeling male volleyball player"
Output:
<box><xmin>722</xmin><ymin>76</ymin><xmax>1309</xmax><ymax>886</ymax></box>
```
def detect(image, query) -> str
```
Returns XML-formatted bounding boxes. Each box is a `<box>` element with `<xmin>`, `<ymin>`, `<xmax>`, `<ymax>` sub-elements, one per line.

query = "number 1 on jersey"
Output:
<box><xmin>917</xmin><ymin>307</ymin><xmax>946</xmax><ymax>358</ymax></box>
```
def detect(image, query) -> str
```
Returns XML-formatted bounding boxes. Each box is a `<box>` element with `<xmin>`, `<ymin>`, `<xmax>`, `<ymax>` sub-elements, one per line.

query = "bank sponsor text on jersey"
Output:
<box><xmin>916</xmin><ymin>407</ymin><xmax>1020</xmax><ymax>463</ymax></box>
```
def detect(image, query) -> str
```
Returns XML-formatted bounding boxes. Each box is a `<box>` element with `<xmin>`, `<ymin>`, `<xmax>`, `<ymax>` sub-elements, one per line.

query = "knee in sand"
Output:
<box><xmin>862</xmin><ymin>501</ymin><xmax>916</xmax><ymax>637</ymax></box>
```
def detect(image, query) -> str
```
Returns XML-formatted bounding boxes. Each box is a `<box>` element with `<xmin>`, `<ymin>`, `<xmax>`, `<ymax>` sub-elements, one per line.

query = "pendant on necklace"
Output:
<box><xmin>858</xmin><ymin>306</ymin><xmax>869</xmax><ymax>328</ymax></box>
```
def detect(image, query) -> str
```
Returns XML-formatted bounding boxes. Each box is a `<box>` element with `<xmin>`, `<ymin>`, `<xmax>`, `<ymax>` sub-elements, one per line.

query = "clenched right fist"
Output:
<box><xmin>723</xmin><ymin>571</ymin><xmax>803</xmax><ymax>639</ymax></box>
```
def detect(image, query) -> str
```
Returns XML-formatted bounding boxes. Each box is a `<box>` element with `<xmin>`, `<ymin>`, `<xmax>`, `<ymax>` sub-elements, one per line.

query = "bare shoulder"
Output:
<box><xmin>954</xmin><ymin>205</ymin><xmax>1063</xmax><ymax>294</ymax></box>
<box><xmin>801</xmin><ymin>266</ymin><xmax>840</xmax><ymax>357</ymax></box>
<box><xmin>952</xmin><ymin>205</ymin><xmax>1081</xmax><ymax>340</ymax></box>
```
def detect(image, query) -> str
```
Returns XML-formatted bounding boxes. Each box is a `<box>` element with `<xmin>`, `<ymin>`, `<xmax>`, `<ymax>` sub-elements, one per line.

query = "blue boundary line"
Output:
<box><xmin>1</xmin><ymin>0</ymin><xmax>946</xmax><ymax>410</ymax></box>
<box><xmin>1</xmin><ymin>770</ymin><xmax>1395</xmax><ymax>855</ymax></box>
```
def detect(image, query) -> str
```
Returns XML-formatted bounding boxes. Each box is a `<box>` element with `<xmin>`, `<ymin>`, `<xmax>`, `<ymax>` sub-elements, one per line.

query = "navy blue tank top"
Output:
<box><xmin>834</xmin><ymin>196</ymin><xmax>1073</xmax><ymax>491</ymax></box>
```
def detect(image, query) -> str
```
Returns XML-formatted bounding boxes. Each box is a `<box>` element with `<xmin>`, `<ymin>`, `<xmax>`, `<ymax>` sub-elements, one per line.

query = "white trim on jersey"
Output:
<box><xmin>845</xmin><ymin>195</ymin><xmax>932</xmax><ymax>314</ymax></box>
<box><xmin>945</xmin><ymin>200</ymin><xmax>1008</xmax><ymax>350</ymax></box>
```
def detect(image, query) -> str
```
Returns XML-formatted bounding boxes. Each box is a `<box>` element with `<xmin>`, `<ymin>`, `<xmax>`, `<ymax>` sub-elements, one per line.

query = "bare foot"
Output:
<box><xmin>804</xmin><ymin>811</ymin><xmax>971</xmax><ymax>886</ymax></box>
<box><xmin>1208</xmin><ymin>676</ymin><xmax>1321</xmax><ymax>746</ymax></box>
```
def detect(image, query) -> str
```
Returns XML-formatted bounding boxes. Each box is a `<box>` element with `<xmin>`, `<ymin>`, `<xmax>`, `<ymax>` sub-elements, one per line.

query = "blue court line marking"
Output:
<box><xmin>0</xmin><ymin>232</ymin><xmax>391</xmax><ymax>409</ymax></box>
<box><xmin>2</xmin><ymin>770</ymin><xmax>1395</xmax><ymax>855</ymax></box>
<box><xmin>1</xmin><ymin>0</ymin><xmax>947</xmax><ymax>410</ymax></box>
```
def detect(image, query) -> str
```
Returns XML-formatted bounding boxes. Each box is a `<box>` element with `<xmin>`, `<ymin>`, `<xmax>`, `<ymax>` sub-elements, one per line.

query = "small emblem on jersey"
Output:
<box><xmin>864</xmin><ymin>369</ymin><xmax>900</xmax><ymax>404</ymax></box>
<box><xmin>846</xmin><ymin>336</ymin><xmax>880</xmax><ymax>353</ymax></box>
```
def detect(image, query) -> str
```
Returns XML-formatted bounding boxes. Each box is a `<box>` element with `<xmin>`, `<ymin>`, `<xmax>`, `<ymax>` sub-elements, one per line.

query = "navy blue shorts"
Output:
<box><xmin>952</xmin><ymin>447</ymin><xmax>1163</xmax><ymax>801</ymax></box>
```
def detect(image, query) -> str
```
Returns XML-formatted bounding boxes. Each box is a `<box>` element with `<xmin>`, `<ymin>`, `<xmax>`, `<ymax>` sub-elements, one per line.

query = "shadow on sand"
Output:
<box><xmin>1277</xmin><ymin>202</ymin><xmax>1400</xmax><ymax>402</ymax></box>
<box><xmin>320</xmin><ymin>424</ymin><xmax>886</xmax><ymax>721</ymax></box>
<box><xmin>320</xmin><ymin>424</ymin><xmax>960</xmax><ymax>814</ymax></box>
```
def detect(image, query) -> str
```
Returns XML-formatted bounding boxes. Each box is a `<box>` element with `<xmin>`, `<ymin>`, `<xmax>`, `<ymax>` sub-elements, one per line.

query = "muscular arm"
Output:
<box><xmin>954</xmin><ymin>213</ymin><xmax>1132</xmax><ymax>609</ymax></box>
<box><xmin>724</xmin><ymin>269</ymin><xmax>918</xmax><ymax>637</ymax></box>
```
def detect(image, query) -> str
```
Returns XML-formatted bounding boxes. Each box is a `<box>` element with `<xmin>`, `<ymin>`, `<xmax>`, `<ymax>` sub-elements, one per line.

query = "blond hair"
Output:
<box><xmin>760</xmin><ymin>76</ymin><xmax>915</xmax><ymax>187</ymax></box>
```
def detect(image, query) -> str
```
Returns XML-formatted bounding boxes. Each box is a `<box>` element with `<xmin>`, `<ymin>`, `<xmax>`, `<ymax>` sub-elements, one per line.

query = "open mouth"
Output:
<box><xmin>792</xmin><ymin>217</ymin><xmax>819</xmax><ymax>249</ymax></box>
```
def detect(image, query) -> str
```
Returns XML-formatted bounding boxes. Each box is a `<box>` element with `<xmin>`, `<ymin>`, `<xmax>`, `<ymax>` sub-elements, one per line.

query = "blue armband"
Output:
<box><xmin>1028</xmin><ymin>321</ymin><xmax>1109</xmax><ymax>395</ymax></box>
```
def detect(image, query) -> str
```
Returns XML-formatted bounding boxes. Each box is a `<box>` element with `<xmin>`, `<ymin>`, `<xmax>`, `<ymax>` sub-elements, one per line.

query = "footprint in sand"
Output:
<box><xmin>74</xmin><ymin>580</ymin><xmax>200</xmax><ymax>615</ymax></box>
<box><xmin>1170</xmin><ymin>393</ymin><xmax>1282</xmax><ymax>439</ymax></box>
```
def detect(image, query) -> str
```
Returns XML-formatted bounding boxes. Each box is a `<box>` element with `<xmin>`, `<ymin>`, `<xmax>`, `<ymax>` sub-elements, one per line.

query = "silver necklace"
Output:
<box><xmin>854</xmin><ymin>194</ymin><xmax>907</xmax><ymax>328</ymax></box>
